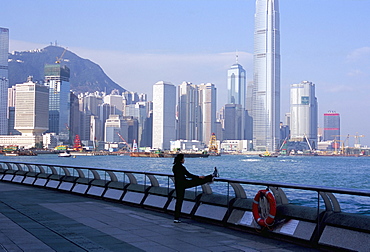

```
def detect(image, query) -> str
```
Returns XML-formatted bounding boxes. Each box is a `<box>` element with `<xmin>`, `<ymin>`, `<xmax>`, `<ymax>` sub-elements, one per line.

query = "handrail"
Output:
<box><xmin>0</xmin><ymin>160</ymin><xmax>369</xmax><ymax>198</ymax></box>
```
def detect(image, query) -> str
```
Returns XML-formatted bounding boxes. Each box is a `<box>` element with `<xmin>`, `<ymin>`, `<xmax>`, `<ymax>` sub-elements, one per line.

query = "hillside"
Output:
<box><xmin>8</xmin><ymin>46</ymin><xmax>126</xmax><ymax>94</ymax></box>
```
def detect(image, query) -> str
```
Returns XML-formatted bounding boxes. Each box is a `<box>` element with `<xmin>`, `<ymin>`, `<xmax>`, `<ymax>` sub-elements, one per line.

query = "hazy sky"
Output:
<box><xmin>2</xmin><ymin>0</ymin><xmax>370</xmax><ymax>146</ymax></box>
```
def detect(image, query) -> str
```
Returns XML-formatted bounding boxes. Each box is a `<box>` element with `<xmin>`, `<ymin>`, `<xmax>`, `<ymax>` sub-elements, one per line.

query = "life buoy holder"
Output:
<box><xmin>252</xmin><ymin>189</ymin><xmax>277</xmax><ymax>227</ymax></box>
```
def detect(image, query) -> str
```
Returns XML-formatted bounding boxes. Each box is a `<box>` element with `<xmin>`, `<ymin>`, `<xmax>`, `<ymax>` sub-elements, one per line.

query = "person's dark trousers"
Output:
<box><xmin>174</xmin><ymin>175</ymin><xmax>213</xmax><ymax>220</ymax></box>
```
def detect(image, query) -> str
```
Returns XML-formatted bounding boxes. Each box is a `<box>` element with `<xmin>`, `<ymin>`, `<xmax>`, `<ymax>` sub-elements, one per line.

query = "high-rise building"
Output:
<box><xmin>14</xmin><ymin>77</ymin><xmax>49</xmax><ymax>136</ymax></box>
<box><xmin>226</xmin><ymin>62</ymin><xmax>247</xmax><ymax>140</ymax></box>
<box><xmin>227</xmin><ymin>62</ymin><xmax>246</xmax><ymax>107</ymax></box>
<box><xmin>252</xmin><ymin>0</ymin><xmax>280</xmax><ymax>151</ymax></box>
<box><xmin>323</xmin><ymin>111</ymin><xmax>340</xmax><ymax>141</ymax></box>
<box><xmin>104</xmin><ymin>93</ymin><xmax>123</xmax><ymax>115</ymax></box>
<box><xmin>78</xmin><ymin>92</ymin><xmax>104</xmax><ymax>142</ymax></box>
<box><xmin>290</xmin><ymin>81</ymin><xmax>318</xmax><ymax>148</ymax></box>
<box><xmin>198</xmin><ymin>83</ymin><xmax>217</xmax><ymax>145</ymax></box>
<box><xmin>152</xmin><ymin>81</ymin><xmax>176</xmax><ymax>150</ymax></box>
<box><xmin>0</xmin><ymin>27</ymin><xmax>9</xmax><ymax>134</ymax></box>
<box><xmin>44</xmin><ymin>64</ymin><xmax>71</xmax><ymax>141</ymax></box>
<box><xmin>104</xmin><ymin>114</ymin><xmax>128</xmax><ymax>143</ymax></box>
<box><xmin>223</xmin><ymin>104</ymin><xmax>243</xmax><ymax>140</ymax></box>
<box><xmin>178</xmin><ymin>82</ymin><xmax>199</xmax><ymax>141</ymax></box>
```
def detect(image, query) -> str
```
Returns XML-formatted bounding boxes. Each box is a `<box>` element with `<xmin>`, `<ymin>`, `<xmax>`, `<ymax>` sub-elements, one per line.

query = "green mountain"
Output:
<box><xmin>8</xmin><ymin>45</ymin><xmax>126</xmax><ymax>94</ymax></box>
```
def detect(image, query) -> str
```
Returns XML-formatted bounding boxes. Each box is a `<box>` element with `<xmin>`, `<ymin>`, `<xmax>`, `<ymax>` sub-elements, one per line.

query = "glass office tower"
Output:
<box><xmin>290</xmin><ymin>81</ymin><xmax>318</xmax><ymax>148</ymax></box>
<box><xmin>253</xmin><ymin>0</ymin><xmax>280</xmax><ymax>151</ymax></box>
<box><xmin>323</xmin><ymin>112</ymin><xmax>340</xmax><ymax>141</ymax></box>
<box><xmin>0</xmin><ymin>27</ymin><xmax>9</xmax><ymax>134</ymax></box>
<box><xmin>227</xmin><ymin>63</ymin><xmax>246</xmax><ymax>107</ymax></box>
<box><xmin>44</xmin><ymin>64</ymin><xmax>71</xmax><ymax>141</ymax></box>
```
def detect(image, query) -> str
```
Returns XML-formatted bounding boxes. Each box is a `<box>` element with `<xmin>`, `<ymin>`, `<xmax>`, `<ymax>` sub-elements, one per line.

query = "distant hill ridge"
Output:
<box><xmin>8</xmin><ymin>45</ymin><xmax>126</xmax><ymax>94</ymax></box>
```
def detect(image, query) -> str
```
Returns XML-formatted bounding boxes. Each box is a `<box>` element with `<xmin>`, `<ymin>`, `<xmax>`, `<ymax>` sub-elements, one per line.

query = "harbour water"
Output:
<box><xmin>1</xmin><ymin>154</ymin><xmax>369</xmax><ymax>214</ymax></box>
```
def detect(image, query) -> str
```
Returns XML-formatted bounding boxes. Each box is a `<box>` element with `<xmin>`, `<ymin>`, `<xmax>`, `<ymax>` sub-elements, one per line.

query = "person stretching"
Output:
<box><xmin>172</xmin><ymin>153</ymin><xmax>219</xmax><ymax>223</ymax></box>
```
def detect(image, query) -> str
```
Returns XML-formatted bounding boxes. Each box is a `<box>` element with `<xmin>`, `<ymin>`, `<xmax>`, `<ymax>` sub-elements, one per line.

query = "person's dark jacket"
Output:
<box><xmin>172</xmin><ymin>163</ymin><xmax>198</xmax><ymax>183</ymax></box>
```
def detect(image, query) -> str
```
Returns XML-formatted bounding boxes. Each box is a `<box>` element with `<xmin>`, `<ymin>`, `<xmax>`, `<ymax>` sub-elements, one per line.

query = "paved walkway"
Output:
<box><xmin>0</xmin><ymin>181</ymin><xmax>319</xmax><ymax>252</ymax></box>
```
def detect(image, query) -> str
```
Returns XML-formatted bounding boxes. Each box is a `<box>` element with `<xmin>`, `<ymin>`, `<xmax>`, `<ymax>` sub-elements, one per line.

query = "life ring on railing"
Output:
<box><xmin>252</xmin><ymin>189</ymin><xmax>276</xmax><ymax>227</ymax></box>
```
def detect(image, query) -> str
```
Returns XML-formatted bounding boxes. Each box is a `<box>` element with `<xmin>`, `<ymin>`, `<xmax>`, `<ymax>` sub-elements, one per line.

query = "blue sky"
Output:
<box><xmin>2</xmin><ymin>0</ymin><xmax>370</xmax><ymax>146</ymax></box>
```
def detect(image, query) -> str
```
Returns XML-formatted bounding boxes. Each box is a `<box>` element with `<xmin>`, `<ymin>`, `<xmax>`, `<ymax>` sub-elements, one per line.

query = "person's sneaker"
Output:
<box><xmin>212</xmin><ymin>167</ymin><xmax>219</xmax><ymax>177</ymax></box>
<box><xmin>174</xmin><ymin>219</ymin><xmax>181</xmax><ymax>223</ymax></box>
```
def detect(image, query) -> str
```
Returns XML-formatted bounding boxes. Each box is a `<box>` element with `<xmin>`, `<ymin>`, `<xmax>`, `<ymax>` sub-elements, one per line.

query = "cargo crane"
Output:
<box><xmin>116</xmin><ymin>133</ymin><xmax>132</xmax><ymax>152</ymax></box>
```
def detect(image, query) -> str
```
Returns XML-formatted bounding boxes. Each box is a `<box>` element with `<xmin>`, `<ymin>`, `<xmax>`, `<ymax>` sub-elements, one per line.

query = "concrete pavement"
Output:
<box><xmin>0</xmin><ymin>181</ymin><xmax>319</xmax><ymax>251</ymax></box>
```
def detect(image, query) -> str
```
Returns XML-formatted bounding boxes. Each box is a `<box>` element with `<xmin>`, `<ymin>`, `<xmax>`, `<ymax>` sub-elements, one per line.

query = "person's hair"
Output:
<box><xmin>173</xmin><ymin>154</ymin><xmax>184</xmax><ymax>164</ymax></box>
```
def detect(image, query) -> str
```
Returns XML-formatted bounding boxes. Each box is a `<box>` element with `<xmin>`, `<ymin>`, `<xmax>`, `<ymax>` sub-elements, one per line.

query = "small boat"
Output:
<box><xmin>58</xmin><ymin>151</ymin><xmax>71</xmax><ymax>157</ymax></box>
<box><xmin>259</xmin><ymin>151</ymin><xmax>278</xmax><ymax>157</ymax></box>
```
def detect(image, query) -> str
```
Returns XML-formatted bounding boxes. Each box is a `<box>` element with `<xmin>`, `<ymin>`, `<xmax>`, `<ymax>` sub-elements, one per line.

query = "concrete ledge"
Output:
<box><xmin>86</xmin><ymin>185</ymin><xmax>105</xmax><ymax>197</ymax></box>
<box><xmin>58</xmin><ymin>182</ymin><xmax>74</xmax><ymax>191</ymax></box>
<box><xmin>273</xmin><ymin>219</ymin><xmax>317</xmax><ymax>241</ymax></box>
<box><xmin>319</xmin><ymin>225</ymin><xmax>370</xmax><ymax>251</ymax></box>
<box><xmin>194</xmin><ymin>204</ymin><xmax>228</xmax><ymax>221</ymax></box>
<box><xmin>103</xmin><ymin>188</ymin><xmax>124</xmax><ymax>200</ymax></box>
<box><xmin>122</xmin><ymin>191</ymin><xmax>145</xmax><ymax>204</ymax></box>
<box><xmin>12</xmin><ymin>175</ymin><xmax>25</xmax><ymax>183</ymax></box>
<box><xmin>72</xmin><ymin>183</ymin><xmax>89</xmax><ymax>194</ymax></box>
<box><xmin>22</xmin><ymin>176</ymin><xmax>36</xmax><ymax>185</ymax></box>
<box><xmin>46</xmin><ymin>180</ymin><xmax>60</xmax><ymax>188</ymax></box>
<box><xmin>143</xmin><ymin>194</ymin><xmax>169</xmax><ymax>209</ymax></box>
<box><xmin>167</xmin><ymin>199</ymin><xmax>196</xmax><ymax>215</ymax></box>
<box><xmin>227</xmin><ymin>209</ymin><xmax>257</xmax><ymax>228</ymax></box>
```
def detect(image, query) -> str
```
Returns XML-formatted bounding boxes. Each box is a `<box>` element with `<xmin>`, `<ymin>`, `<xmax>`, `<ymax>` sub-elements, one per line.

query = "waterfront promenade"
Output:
<box><xmin>0</xmin><ymin>181</ymin><xmax>318</xmax><ymax>252</ymax></box>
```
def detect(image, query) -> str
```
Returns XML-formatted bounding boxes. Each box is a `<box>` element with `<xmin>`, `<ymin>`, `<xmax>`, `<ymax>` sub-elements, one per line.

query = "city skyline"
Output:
<box><xmin>2</xmin><ymin>0</ymin><xmax>370</xmax><ymax>146</ymax></box>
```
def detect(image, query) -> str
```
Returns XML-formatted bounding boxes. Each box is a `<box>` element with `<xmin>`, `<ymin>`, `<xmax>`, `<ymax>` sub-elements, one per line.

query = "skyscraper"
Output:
<box><xmin>323</xmin><ymin>112</ymin><xmax>340</xmax><ymax>141</ymax></box>
<box><xmin>178</xmin><ymin>82</ymin><xmax>199</xmax><ymax>141</ymax></box>
<box><xmin>152</xmin><ymin>81</ymin><xmax>176</xmax><ymax>150</ymax></box>
<box><xmin>227</xmin><ymin>62</ymin><xmax>246</xmax><ymax>107</ymax></box>
<box><xmin>15</xmin><ymin>77</ymin><xmax>49</xmax><ymax>136</ymax></box>
<box><xmin>44</xmin><ymin>64</ymin><xmax>71</xmax><ymax>141</ymax></box>
<box><xmin>226</xmin><ymin>62</ymin><xmax>247</xmax><ymax>140</ymax></box>
<box><xmin>290</xmin><ymin>81</ymin><xmax>318</xmax><ymax>148</ymax></box>
<box><xmin>0</xmin><ymin>27</ymin><xmax>9</xmax><ymax>135</ymax></box>
<box><xmin>252</xmin><ymin>0</ymin><xmax>280</xmax><ymax>151</ymax></box>
<box><xmin>198</xmin><ymin>83</ymin><xmax>217</xmax><ymax>144</ymax></box>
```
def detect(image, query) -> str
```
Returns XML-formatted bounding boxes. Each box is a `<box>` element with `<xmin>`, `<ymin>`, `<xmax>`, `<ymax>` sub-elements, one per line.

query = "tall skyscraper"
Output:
<box><xmin>252</xmin><ymin>0</ymin><xmax>280</xmax><ymax>151</ymax></box>
<box><xmin>14</xmin><ymin>77</ymin><xmax>49</xmax><ymax>136</ymax></box>
<box><xmin>178</xmin><ymin>82</ymin><xmax>199</xmax><ymax>141</ymax></box>
<box><xmin>290</xmin><ymin>81</ymin><xmax>318</xmax><ymax>148</ymax></box>
<box><xmin>0</xmin><ymin>27</ymin><xmax>9</xmax><ymax>135</ymax></box>
<box><xmin>323</xmin><ymin>111</ymin><xmax>340</xmax><ymax>141</ymax></box>
<box><xmin>226</xmin><ymin>61</ymin><xmax>247</xmax><ymax>140</ymax></box>
<box><xmin>198</xmin><ymin>83</ymin><xmax>217</xmax><ymax>144</ymax></box>
<box><xmin>227</xmin><ymin>62</ymin><xmax>246</xmax><ymax>107</ymax></box>
<box><xmin>44</xmin><ymin>64</ymin><xmax>71</xmax><ymax>141</ymax></box>
<box><xmin>152</xmin><ymin>81</ymin><xmax>176</xmax><ymax>150</ymax></box>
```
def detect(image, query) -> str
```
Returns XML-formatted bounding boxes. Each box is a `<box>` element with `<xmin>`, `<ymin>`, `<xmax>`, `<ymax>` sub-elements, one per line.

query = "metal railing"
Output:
<box><xmin>1</xmin><ymin>160</ymin><xmax>369</xmax><ymax>214</ymax></box>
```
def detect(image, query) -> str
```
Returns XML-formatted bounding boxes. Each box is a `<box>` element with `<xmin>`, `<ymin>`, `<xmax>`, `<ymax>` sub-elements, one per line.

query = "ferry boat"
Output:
<box><xmin>258</xmin><ymin>151</ymin><xmax>278</xmax><ymax>157</ymax></box>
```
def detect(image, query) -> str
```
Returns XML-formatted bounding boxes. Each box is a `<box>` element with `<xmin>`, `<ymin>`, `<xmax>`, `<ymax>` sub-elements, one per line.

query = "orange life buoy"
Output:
<box><xmin>252</xmin><ymin>189</ymin><xmax>277</xmax><ymax>227</ymax></box>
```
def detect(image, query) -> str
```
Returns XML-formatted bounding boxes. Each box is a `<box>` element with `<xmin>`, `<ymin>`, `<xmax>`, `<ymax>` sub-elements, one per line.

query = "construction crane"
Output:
<box><xmin>334</xmin><ymin>134</ymin><xmax>365</xmax><ymax>148</ymax></box>
<box><xmin>55</xmin><ymin>47</ymin><xmax>67</xmax><ymax>64</ymax></box>
<box><xmin>352</xmin><ymin>133</ymin><xmax>365</xmax><ymax>148</ymax></box>
<box><xmin>116</xmin><ymin>133</ymin><xmax>132</xmax><ymax>152</ymax></box>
